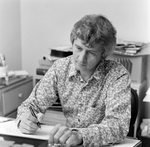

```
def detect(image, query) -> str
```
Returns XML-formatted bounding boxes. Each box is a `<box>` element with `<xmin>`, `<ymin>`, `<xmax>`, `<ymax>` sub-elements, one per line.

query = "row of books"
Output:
<box><xmin>115</xmin><ymin>39</ymin><xmax>146</xmax><ymax>56</ymax></box>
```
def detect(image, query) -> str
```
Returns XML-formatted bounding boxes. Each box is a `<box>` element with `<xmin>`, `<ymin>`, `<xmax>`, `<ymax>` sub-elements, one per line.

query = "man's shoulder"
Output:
<box><xmin>105</xmin><ymin>59</ymin><xmax>130</xmax><ymax>75</ymax></box>
<box><xmin>53</xmin><ymin>56</ymin><xmax>73</xmax><ymax>71</ymax></box>
<box><xmin>55</xmin><ymin>56</ymin><xmax>72</xmax><ymax>65</ymax></box>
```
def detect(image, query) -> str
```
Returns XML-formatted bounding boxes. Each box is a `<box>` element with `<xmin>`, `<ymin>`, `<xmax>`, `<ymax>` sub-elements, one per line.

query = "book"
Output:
<box><xmin>50</xmin><ymin>49</ymin><xmax>72</xmax><ymax>57</ymax></box>
<box><xmin>36</xmin><ymin>68</ymin><xmax>48</xmax><ymax>75</ymax></box>
<box><xmin>49</xmin><ymin>46</ymin><xmax>72</xmax><ymax>58</ymax></box>
<box><xmin>115</xmin><ymin>39</ymin><xmax>146</xmax><ymax>56</ymax></box>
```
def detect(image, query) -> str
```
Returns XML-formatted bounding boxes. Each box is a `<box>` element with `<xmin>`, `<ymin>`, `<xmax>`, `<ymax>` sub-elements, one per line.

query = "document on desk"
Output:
<box><xmin>0</xmin><ymin>120</ymin><xmax>53</xmax><ymax>140</ymax></box>
<box><xmin>0</xmin><ymin>117</ymin><xmax>13</xmax><ymax>123</ymax></box>
<box><xmin>113</xmin><ymin>137</ymin><xmax>141</xmax><ymax>147</ymax></box>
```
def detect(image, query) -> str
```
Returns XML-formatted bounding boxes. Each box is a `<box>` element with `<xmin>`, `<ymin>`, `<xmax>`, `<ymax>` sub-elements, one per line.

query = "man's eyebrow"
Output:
<box><xmin>87</xmin><ymin>48</ymin><xmax>97</xmax><ymax>52</ymax></box>
<box><xmin>75</xmin><ymin>44</ymin><xmax>97</xmax><ymax>52</ymax></box>
<box><xmin>75</xmin><ymin>44</ymin><xmax>82</xmax><ymax>48</ymax></box>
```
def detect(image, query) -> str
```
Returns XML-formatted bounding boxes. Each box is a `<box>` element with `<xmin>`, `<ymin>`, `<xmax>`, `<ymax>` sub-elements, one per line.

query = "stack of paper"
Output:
<box><xmin>0</xmin><ymin>120</ymin><xmax>53</xmax><ymax>140</ymax></box>
<box><xmin>143</xmin><ymin>87</ymin><xmax>150</xmax><ymax>102</ymax></box>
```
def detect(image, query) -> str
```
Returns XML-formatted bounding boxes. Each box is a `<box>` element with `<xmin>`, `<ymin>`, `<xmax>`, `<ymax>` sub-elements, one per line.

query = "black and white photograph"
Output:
<box><xmin>0</xmin><ymin>0</ymin><xmax>150</xmax><ymax>147</ymax></box>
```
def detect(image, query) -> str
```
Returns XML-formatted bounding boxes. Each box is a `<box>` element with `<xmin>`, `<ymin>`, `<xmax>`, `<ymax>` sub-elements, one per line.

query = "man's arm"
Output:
<box><xmin>16</xmin><ymin>63</ymin><xmax>59</xmax><ymax>124</ymax></box>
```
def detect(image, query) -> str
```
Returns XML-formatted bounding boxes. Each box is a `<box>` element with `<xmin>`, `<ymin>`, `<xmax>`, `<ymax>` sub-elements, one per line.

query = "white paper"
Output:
<box><xmin>0</xmin><ymin>117</ymin><xmax>13</xmax><ymax>122</ymax></box>
<box><xmin>15</xmin><ymin>70</ymin><xmax>29</xmax><ymax>76</ymax></box>
<box><xmin>0</xmin><ymin>120</ymin><xmax>53</xmax><ymax>140</ymax></box>
<box><xmin>143</xmin><ymin>95</ymin><xmax>150</xmax><ymax>102</ymax></box>
<box><xmin>143</xmin><ymin>87</ymin><xmax>150</xmax><ymax>102</ymax></box>
<box><xmin>146</xmin><ymin>87</ymin><xmax>150</xmax><ymax>95</ymax></box>
<box><xmin>112</xmin><ymin>138</ymin><xmax>141</xmax><ymax>147</ymax></box>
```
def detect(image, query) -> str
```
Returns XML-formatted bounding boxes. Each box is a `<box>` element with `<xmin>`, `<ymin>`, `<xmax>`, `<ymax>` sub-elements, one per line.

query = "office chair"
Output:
<box><xmin>127</xmin><ymin>88</ymin><xmax>139</xmax><ymax>137</ymax></box>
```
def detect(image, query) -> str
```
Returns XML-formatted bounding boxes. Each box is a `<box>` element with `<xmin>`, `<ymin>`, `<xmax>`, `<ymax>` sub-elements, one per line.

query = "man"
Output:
<box><xmin>17</xmin><ymin>14</ymin><xmax>131</xmax><ymax>147</ymax></box>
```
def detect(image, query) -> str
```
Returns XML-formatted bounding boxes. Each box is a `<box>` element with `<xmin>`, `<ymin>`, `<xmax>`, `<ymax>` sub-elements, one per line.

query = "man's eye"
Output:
<box><xmin>90</xmin><ymin>52</ymin><xmax>96</xmax><ymax>55</ymax></box>
<box><xmin>76</xmin><ymin>47</ymin><xmax>82</xmax><ymax>50</ymax></box>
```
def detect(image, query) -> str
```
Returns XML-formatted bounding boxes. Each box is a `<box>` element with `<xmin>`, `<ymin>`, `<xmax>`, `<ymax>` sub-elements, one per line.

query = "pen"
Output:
<box><xmin>29</xmin><ymin>106</ymin><xmax>41</xmax><ymax>128</ymax></box>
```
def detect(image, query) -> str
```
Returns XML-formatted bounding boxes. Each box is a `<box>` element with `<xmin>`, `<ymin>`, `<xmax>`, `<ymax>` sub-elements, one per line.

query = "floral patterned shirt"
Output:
<box><xmin>17</xmin><ymin>55</ymin><xmax>131</xmax><ymax>147</ymax></box>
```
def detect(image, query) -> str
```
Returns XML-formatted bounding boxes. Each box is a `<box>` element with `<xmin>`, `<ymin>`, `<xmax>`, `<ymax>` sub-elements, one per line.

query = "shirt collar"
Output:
<box><xmin>68</xmin><ymin>56</ymin><xmax>106</xmax><ymax>81</ymax></box>
<box><xmin>92</xmin><ymin>58</ymin><xmax>106</xmax><ymax>81</ymax></box>
<box><xmin>69</xmin><ymin>56</ymin><xmax>78</xmax><ymax>79</ymax></box>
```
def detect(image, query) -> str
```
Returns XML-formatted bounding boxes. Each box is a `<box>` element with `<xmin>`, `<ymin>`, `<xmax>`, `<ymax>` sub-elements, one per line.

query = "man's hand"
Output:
<box><xmin>48</xmin><ymin>124</ymin><xmax>83</xmax><ymax>147</ymax></box>
<box><xmin>17</xmin><ymin>112</ymin><xmax>44</xmax><ymax>134</ymax></box>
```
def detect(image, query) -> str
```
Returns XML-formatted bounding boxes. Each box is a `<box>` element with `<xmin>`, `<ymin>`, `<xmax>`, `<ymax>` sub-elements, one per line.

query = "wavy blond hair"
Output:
<box><xmin>70</xmin><ymin>14</ymin><xmax>116</xmax><ymax>58</ymax></box>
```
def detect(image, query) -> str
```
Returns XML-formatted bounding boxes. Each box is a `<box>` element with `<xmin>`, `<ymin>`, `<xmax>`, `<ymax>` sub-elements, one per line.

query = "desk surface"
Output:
<box><xmin>0</xmin><ymin>76</ymin><xmax>32</xmax><ymax>90</ymax></box>
<box><xmin>0</xmin><ymin>134</ymin><xmax>47</xmax><ymax>147</ymax></box>
<box><xmin>113</xmin><ymin>138</ymin><xmax>141</xmax><ymax>147</ymax></box>
<box><xmin>0</xmin><ymin>111</ymin><xmax>142</xmax><ymax>147</ymax></box>
<box><xmin>0</xmin><ymin>135</ymin><xmax>142</xmax><ymax>147</ymax></box>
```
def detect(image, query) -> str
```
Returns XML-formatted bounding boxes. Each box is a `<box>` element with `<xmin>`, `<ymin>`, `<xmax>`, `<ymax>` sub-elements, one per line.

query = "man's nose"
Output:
<box><xmin>78</xmin><ymin>51</ymin><xmax>87</xmax><ymax>63</ymax></box>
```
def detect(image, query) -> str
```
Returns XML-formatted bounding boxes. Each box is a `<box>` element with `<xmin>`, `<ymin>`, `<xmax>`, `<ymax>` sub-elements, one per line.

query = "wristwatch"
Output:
<box><xmin>71</xmin><ymin>129</ymin><xmax>83</xmax><ymax>146</ymax></box>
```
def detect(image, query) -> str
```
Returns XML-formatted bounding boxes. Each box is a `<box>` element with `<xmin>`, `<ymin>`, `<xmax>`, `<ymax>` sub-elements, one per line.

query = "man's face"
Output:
<box><xmin>72</xmin><ymin>38</ymin><xmax>103</xmax><ymax>73</ymax></box>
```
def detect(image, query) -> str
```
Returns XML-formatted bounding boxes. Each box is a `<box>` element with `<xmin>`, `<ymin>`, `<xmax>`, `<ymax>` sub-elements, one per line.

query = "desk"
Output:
<box><xmin>0</xmin><ymin>111</ymin><xmax>142</xmax><ymax>147</ymax></box>
<box><xmin>0</xmin><ymin>134</ymin><xmax>48</xmax><ymax>147</ymax></box>
<box><xmin>0</xmin><ymin>135</ymin><xmax>142</xmax><ymax>147</ymax></box>
<box><xmin>112</xmin><ymin>138</ymin><xmax>142</xmax><ymax>147</ymax></box>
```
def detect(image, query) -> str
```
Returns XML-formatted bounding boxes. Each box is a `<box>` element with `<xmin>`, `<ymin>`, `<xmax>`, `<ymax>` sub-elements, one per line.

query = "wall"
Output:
<box><xmin>21</xmin><ymin>0</ymin><xmax>150</xmax><ymax>87</ymax></box>
<box><xmin>0</xmin><ymin>0</ymin><xmax>149</xmax><ymax>88</ymax></box>
<box><xmin>0</xmin><ymin>0</ymin><xmax>21</xmax><ymax>70</ymax></box>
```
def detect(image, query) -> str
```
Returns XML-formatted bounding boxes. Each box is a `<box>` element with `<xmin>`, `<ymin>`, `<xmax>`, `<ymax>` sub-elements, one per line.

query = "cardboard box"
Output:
<box><xmin>107</xmin><ymin>54</ymin><xmax>148</xmax><ymax>83</ymax></box>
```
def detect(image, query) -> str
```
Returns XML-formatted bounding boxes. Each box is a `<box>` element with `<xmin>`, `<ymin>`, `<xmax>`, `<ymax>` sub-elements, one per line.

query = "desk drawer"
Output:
<box><xmin>2</xmin><ymin>80</ymin><xmax>33</xmax><ymax>116</ymax></box>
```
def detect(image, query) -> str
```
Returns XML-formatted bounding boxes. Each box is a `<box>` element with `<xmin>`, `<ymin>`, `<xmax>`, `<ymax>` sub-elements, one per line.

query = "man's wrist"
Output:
<box><xmin>71</xmin><ymin>129</ymin><xmax>83</xmax><ymax>146</ymax></box>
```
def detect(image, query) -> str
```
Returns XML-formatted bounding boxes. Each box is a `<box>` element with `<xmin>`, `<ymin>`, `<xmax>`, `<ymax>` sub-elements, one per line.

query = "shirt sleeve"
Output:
<box><xmin>16</xmin><ymin>62</ymin><xmax>59</xmax><ymax>121</ymax></box>
<box><xmin>74</xmin><ymin>73</ymin><xmax>131</xmax><ymax>147</ymax></box>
